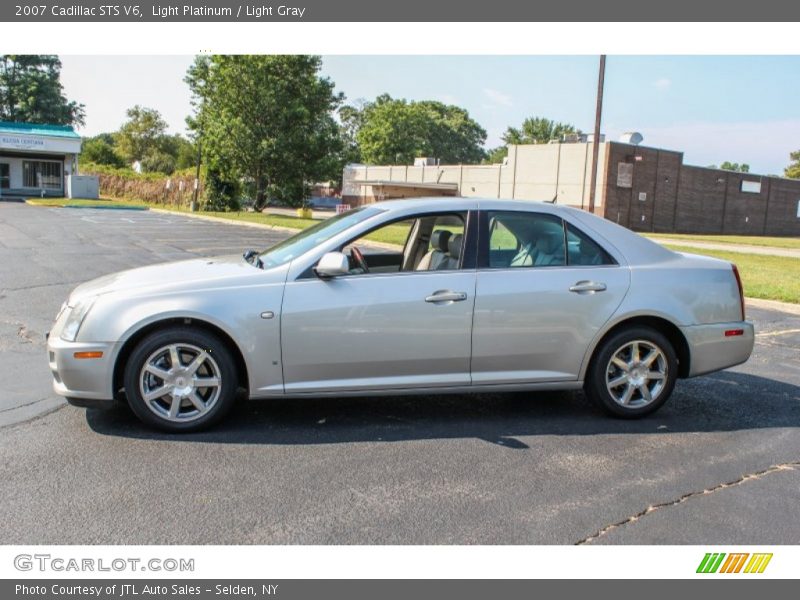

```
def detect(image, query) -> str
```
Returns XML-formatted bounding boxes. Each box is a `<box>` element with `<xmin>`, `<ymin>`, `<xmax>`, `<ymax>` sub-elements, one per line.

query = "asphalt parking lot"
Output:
<box><xmin>1</xmin><ymin>202</ymin><xmax>799</xmax><ymax>544</ymax></box>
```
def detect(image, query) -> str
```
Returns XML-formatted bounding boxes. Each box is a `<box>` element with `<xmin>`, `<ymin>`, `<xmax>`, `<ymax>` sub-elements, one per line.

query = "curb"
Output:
<box><xmin>63</xmin><ymin>204</ymin><xmax>148</xmax><ymax>211</ymax></box>
<box><xmin>25</xmin><ymin>200</ymin><xmax>149</xmax><ymax>211</ymax></box>
<box><xmin>745</xmin><ymin>297</ymin><xmax>800</xmax><ymax>316</ymax></box>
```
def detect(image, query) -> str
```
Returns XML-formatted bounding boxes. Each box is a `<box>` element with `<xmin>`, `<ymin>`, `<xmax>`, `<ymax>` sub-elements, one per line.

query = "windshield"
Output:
<box><xmin>258</xmin><ymin>206</ymin><xmax>385</xmax><ymax>268</ymax></box>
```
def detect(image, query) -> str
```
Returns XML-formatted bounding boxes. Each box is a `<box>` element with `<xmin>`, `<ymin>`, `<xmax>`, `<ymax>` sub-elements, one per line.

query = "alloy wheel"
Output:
<box><xmin>604</xmin><ymin>339</ymin><xmax>668</xmax><ymax>409</ymax></box>
<box><xmin>138</xmin><ymin>343</ymin><xmax>222</xmax><ymax>422</ymax></box>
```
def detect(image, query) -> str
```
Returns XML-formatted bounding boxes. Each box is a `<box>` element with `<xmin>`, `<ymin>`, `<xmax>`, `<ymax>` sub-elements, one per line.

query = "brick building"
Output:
<box><xmin>343</xmin><ymin>139</ymin><xmax>800</xmax><ymax>236</ymax></box>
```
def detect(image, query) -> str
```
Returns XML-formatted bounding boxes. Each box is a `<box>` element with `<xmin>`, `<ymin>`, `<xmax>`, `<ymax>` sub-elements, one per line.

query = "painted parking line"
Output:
<box><xmin>755</xmin><ymin>329</ymin><xmax>800</xmax><ymax>338</ymax></box>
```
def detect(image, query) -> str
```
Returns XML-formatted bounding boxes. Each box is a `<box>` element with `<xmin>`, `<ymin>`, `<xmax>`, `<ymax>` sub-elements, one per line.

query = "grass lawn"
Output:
<box><xmin>665</xmin><ymin>244</ymin><xmax>800</xmax><ymax>304</ymax></box>
<box><xmin>647</xmin><ymin>232</ymin><xmax>800</xmax><ymax>250</ymax></box>
<box><xmin>26</xmin><ymin>197</ymin><xmax>149</xmax><ymax>209</ymax></box>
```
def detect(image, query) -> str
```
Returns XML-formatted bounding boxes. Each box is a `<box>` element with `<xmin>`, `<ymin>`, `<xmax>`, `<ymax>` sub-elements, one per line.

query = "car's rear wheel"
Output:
<box><xmin>123</xmin><ymin>327</ymin><xmax>238</xmax><ymax>432</ymax></box>
<box><xmin>585</xmin><ymin>326</ymin><xmax>677</xmax><ymax>418</ymax></box>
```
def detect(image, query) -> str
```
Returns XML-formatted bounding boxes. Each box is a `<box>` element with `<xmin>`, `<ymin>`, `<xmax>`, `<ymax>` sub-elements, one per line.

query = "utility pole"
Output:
<box><xmin>587</xmin><ymin>54</ymin><xmax>606</xmax><ymax>214</ymax></box>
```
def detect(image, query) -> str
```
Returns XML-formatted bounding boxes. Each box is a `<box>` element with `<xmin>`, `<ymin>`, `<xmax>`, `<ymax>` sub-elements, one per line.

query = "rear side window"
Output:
<box><xmin>565</xmin><ymin>223</ymin><xmax>615</xmax><ymax>266</ymax></box>
<box><xmin>483</xmin><ymin>211</ymin><xmax>616</xmax><ymax>269</ymax></box>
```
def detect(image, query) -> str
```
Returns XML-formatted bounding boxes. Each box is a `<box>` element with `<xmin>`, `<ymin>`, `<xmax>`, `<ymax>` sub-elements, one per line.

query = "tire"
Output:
<box><xmin>123</xmin><ymin>326</ymin><xmax>239</xmax><ymax>432</ymax></box>
<box><xmin>584</xmin><ymin>326</ymin><xmax>678</xmax><ymax>419</ymax></box>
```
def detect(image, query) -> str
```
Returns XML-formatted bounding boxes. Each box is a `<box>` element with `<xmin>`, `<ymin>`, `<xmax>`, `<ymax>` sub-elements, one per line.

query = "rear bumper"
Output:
<box><xmin>47</xmin><ymin>334</ymin><xmax>118</xmax><ymax>403</ymax></box>
<box><xmin>680</xmin><ymin>321</ymin><xmax>755</xmax><ymax>377</ymax></box>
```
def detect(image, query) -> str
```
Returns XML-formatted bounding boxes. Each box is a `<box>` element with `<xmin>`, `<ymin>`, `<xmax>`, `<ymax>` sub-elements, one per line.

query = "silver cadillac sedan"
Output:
<box><xmin>47</xmin><ymin>198</ymin><xmax>754</xmax><ymax>431</ymax></box>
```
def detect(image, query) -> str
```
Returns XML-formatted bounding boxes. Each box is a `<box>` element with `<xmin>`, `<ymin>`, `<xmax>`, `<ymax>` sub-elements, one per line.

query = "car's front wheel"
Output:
<box><xmin>123</xmin><ymin>326</ymin><xmax>238</xmax><ymax>432</ymax></box>
<box><xmin>585</xmin><ymin>326</ymin><xmax>677</xmax><ymax>418</ymax></box>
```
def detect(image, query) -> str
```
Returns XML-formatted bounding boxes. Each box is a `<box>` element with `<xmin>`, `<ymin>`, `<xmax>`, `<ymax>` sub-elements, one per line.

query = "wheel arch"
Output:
<box><xmin>581</xmin><ymin>314</ymin><xmax>691</xmax><ymax>381</ymax></box>
<box><xmin>112</xmin><ymin>317</ymin><xmax>250</xmax><ymax>400</ymax></box>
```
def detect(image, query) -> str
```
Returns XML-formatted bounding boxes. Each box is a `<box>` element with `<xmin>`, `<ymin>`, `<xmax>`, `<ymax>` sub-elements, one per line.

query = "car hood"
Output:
<box><xmin>68</xmin><ymin>254</ymin><xmax>283</xmax><ymax>304</ymax></box>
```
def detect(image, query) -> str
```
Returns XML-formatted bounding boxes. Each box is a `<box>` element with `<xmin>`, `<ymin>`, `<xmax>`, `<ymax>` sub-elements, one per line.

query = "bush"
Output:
<box><xmin>204</xmin><ymin>168</ymin><xmax>241</xmax><ymax>211</ymax></box>
<box><xmin>80</xmin><ymin>162</ymin><xmax>203</xmax><ymax>206</ymax></box>
<box><xmin>140</xmin><ymin>151</ymin><xmax>177</xmax><ymax>175</ymax></box>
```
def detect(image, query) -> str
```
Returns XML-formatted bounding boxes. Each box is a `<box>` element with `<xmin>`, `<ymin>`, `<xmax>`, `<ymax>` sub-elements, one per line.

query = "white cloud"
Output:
<box><xmin>433</xmin><ymin>93</ymin><xmax>459</xmax><ymax>105</ymax></box>
<box><xmin>614</xmin><ymin>119</ymin><xmax>800</xmax><ymax>175</ymax></box>
<box><xmin>482</xmin><ymin>88</ymin><xmax>513</xmax><ymax>107</ymax></box>
<box><xmin>653</xmin><ymin>77</ymin><xmax>672</xmax><ymax>90</ymax></box>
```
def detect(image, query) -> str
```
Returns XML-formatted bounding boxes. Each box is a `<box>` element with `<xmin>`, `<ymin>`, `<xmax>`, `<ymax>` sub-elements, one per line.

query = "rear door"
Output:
<box><xmin>471</xmin><ymin>210</ymin><xmax>630</xmax><ymax>385</ymax></box>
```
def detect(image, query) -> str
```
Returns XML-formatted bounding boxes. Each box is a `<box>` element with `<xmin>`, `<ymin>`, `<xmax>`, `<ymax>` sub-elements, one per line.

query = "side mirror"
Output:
<box><xmin>314</xmin><ymin>251</ymin><xmax>349</xmax><ymax>279</ymax></box>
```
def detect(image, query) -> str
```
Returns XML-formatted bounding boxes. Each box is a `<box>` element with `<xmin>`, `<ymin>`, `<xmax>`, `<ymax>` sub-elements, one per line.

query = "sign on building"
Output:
<box><xmin>617</xmin><ymin>162</ymin><xmax>633</xmax><ymax>188</ymax></box>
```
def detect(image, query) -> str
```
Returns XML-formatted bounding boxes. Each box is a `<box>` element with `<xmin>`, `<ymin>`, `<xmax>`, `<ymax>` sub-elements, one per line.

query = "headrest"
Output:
<box><xmin>430</xmin><ymin>229</ymin><xmax>452</xmax><ymax>252</ymax></box>
<box><xmin>448</xmin><ymin>234</ymin><xmax>463</xmax><ymax>260</ymax></box>
<box><xmin>536</xmin><ymin>232</ymin><xmax>562</xmax><ymax>255</ymax></box>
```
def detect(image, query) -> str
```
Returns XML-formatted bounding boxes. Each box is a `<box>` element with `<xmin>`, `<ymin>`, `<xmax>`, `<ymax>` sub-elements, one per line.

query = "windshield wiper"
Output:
<box><xmin>243</xmin><ymin>249</ymin><xmax>264</xmax><ymax>269</ymax></box>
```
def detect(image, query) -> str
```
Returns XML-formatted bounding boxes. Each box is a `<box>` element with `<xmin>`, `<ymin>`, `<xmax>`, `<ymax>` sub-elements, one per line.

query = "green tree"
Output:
<box><xmin>115</xmin><ymin>105</ymin><xmax>169</xmax><ymax>163</ymax></box>
<box><xmin>186</xmin><ymin>55</ymin><xmax>344</xmax><ymax>209</ymax></box>
<box><xmin>503</xmin><ymin>117</ymin><xmax>579</xmax><ymax>145</ymax></box>
<box><xmin>719</xmin><ymin>161</ymin><xmax>750</xmax><ymax>173</ymax></box>
<box><xmin>786</xmin><ymin>150</ymin><xmax>800</xmax><ymax>179</ymax></box>
<box><xmin>352</xmin><ymin>94</ymin><xmax>486</xmax><ymax>165</ymax></box>
<box><xmin>0</xmin><ymin>55</ymin><xmax>85</xmax><ymax>125</ymax></box>
<box><xmin>484</xmin><ymin>146</ymin><xmax>510</xmax><ymax>164</ymax></box>
<box><xmin>485</xmin><ymin>117</ymin><xmax>579</xmax><ymax>162</ymax></box>
<box><xmin>81</xmin><ymin>134</ymin><xmax>125</xmax><ymax>167</ymax></box>
<box><xmin>338</xmin><ymin>102</ymin><xmax>365</xmax><ymax>164</ymax></box>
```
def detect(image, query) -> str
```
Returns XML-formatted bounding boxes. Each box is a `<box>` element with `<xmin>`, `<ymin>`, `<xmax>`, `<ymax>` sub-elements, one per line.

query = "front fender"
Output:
<box><xmin>77</xmin><ymin>282</ymin><xmax>285</xmax><ymax>397</ymax></box>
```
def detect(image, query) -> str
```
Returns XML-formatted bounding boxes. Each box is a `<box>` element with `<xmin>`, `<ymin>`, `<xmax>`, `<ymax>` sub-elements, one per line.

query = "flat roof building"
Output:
<box><xmin>0</xmin><ymin>121</ymin><xmax>82</xmax><ymax>199</ymax></box>
<box><xmin>343</xmin><ymin>139</ymin><xmax>800</xmax><ymax>237</ymax></box>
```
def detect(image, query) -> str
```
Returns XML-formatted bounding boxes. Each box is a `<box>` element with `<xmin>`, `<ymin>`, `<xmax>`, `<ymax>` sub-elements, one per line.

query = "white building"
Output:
<box><xmin>0</xmin><ymin>121</ymin><xmax>84</xmax><ymax>198</ymax></box>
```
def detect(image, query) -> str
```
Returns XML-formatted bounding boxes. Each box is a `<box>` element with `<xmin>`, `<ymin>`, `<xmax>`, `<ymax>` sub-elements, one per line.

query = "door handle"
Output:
<box><xmin>569</xmin><ymin>281</ymin><xmax>607</xmax><ymax>293</ymax></box>
<box><xmin>425</xmin><ymin>290</ymin><xmax>468</xmax><ymax>303</ymax></box>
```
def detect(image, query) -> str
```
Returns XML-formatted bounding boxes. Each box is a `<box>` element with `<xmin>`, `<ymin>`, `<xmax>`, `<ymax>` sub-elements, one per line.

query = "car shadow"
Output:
<box><xmin>85</xmin><ymin>370</ymin><xmax>800</xmax><ymax>447</ymax></box>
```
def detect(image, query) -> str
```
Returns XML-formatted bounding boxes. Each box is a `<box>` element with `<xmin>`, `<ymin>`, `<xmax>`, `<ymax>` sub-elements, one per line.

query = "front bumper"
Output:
<box><xmin>47</xmin><ymin>333</ymin><xmax>118</xmax><ymax>403</ymax></box>
<box><xmin>680</xmin><ymin>320</ymin><xmax>755</xmax><ymax>377</ymax></box>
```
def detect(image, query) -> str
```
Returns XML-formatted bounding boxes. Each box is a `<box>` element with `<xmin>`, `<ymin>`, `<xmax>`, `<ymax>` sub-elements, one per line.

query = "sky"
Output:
<box><xmin>58</xmin><ymin>55</ymin><xmax>800</xmax><ymax>175</ymax></box>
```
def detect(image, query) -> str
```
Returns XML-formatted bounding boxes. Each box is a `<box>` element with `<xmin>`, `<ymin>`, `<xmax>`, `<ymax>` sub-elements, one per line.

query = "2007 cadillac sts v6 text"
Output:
<box><xmin>47</xmin><ymin>198</ymin><xmax>754</xmax><ymax>432</ymax></box>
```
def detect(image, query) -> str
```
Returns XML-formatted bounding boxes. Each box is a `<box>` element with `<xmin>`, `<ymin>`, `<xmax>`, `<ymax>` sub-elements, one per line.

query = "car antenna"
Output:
<box><xmin>545</xmin><ymin>194</ymin><xmax>557</xmax><ymax>204</ymax></box>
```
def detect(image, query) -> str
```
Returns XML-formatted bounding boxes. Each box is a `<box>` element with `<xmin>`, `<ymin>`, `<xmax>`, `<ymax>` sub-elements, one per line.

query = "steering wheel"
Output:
<box><xmin>349</xmin><ymin>246</ymin><xmax>370</xmax><ymax>274</ymax></box>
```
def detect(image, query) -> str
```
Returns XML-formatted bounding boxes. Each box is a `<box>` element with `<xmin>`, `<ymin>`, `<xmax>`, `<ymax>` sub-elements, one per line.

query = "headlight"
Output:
<box><xmin>60</xmin><ymin>297</ymin><xmax>97</xmax><ymax>342</ymax></box>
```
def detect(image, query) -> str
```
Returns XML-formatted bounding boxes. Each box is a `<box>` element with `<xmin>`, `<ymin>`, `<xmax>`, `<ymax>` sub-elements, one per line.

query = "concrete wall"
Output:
<box><xmin>343</xmin><ymin>142</ymin><xmax>606</xmax><ymax>209</ymax></box>
<box><xmin>507</xmin><ymin>143</ymin><xmax>606</xmax><ymax>209</ymax></box>
<box><xmin>343</xmin><ymin>141</ymin><xmax>800</xmax><ymax>236</ymax></box>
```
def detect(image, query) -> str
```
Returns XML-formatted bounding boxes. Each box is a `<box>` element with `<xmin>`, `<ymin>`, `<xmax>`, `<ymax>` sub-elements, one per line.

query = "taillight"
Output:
<box><xmin>731</xmin><ymin>263</ymin><xmax>745</xmax><ymax>320</ymax></box>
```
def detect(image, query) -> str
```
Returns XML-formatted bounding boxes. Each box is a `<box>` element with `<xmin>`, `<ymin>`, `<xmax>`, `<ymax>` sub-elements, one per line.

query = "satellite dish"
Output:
<box><xmin>620</xmin><ymin>132</ymin><xmax>644</xmax><ymax>145</ymax></box>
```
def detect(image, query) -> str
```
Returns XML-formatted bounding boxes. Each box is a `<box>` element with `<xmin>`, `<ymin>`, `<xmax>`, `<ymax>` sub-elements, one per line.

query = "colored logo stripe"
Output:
<box><xmin>744</xmin><ymin>553</ymin><xmax>773</xmax><ymax>574</ymax></box>
<box><xmin>696</xmin><ymin>552</ymin><xmax>772</xmax><ymax>574</ymax></box>
<box><xmin>697</xmin><ymin>553</ymin><xmax>726</xmax><ymax>573</ymax></box>
<box><xmin>719</xmin><ymin>553</ymin><xmax>749</xmax><ymax>573</ymax></box>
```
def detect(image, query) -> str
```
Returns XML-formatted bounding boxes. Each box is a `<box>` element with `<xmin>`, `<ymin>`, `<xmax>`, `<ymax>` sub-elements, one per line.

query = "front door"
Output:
<box><xmin>281</xmin><ymin>271</ymin><xmax>476</xmax><ymax>393</ymax></box>
<box><xmin>280</xmin><ymin>211</ymin><xmax>475</xmax><ymax>393</ymax></box>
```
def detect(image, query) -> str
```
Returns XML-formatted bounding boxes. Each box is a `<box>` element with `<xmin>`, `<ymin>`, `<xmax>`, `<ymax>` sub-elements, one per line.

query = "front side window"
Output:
<box><xmin>259</xmin><ymin>206</ymin><xmax>384</xmax><ymax>269</ymax></box>
<box><xmin>22</xmin><ymin>161</ymin><xmax>62</xmax><ymax>190</ymax></box>
<box><xmin>340</xmin><ymin>211</ymin><xmax>468</xmax><ymax>275</ymax></box>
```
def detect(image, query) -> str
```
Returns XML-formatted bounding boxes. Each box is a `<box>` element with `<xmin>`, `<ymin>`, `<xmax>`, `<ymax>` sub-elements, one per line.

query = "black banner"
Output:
<box><xmin>2</xmin><ymin>580</ymin><xmax>795</xmax><ymax>599</ymax></box>
<box><xmin>2</xmin><ymin>0</ymin><xmax>800</xmax><ymax>22</ymax></box>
